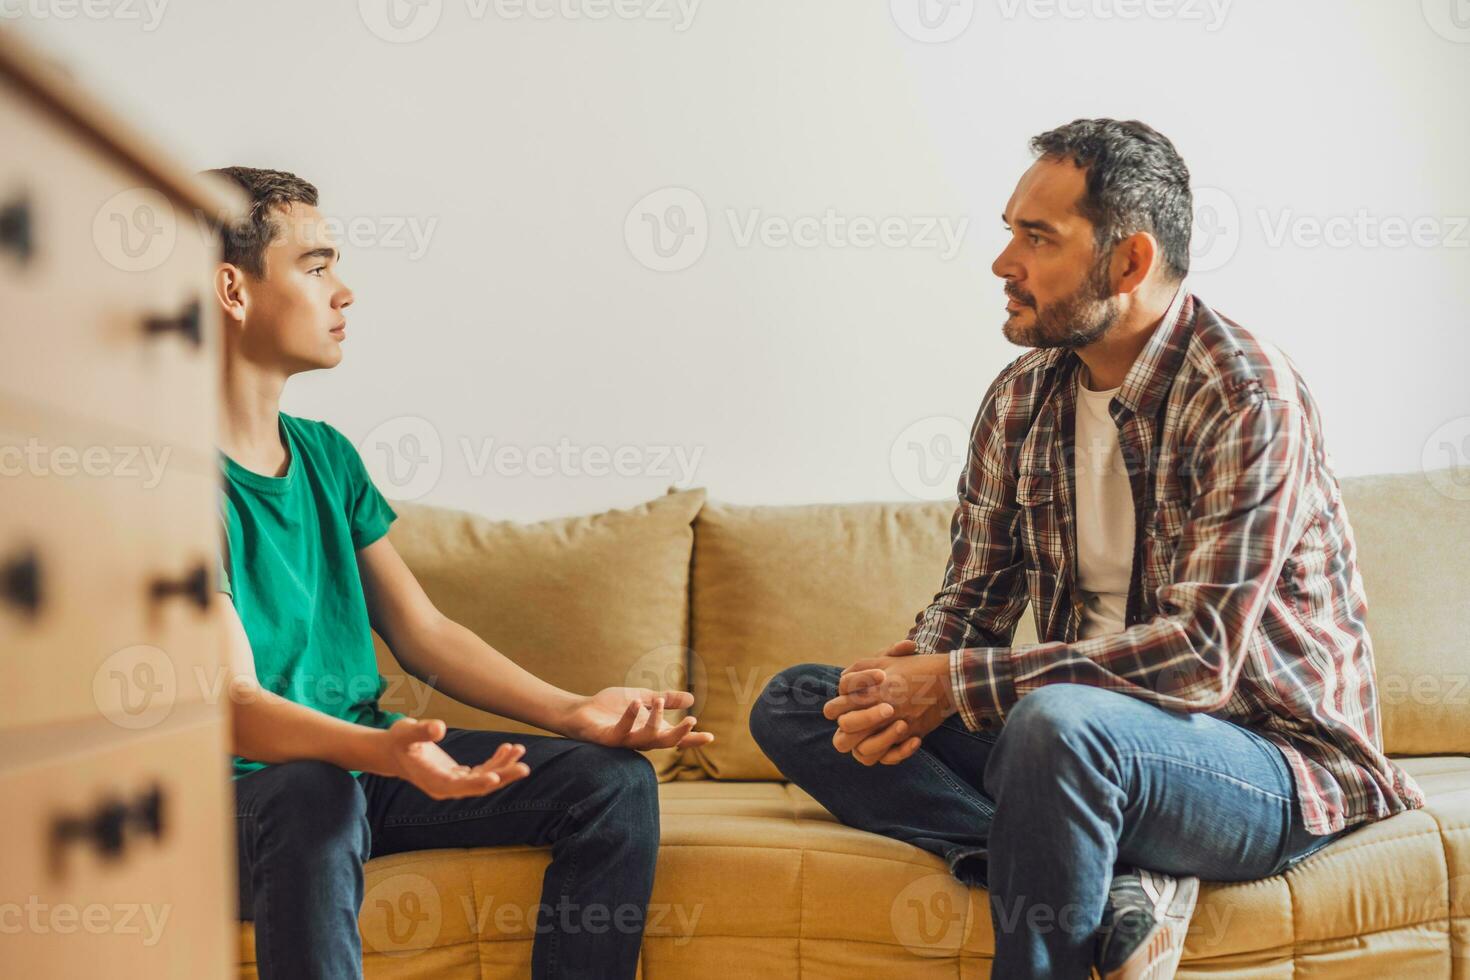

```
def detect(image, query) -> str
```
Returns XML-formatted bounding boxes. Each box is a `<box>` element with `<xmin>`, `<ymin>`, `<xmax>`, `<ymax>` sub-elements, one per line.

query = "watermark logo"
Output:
<box><xmin>1422</xmin><ymin>0</ymin><xmax>1470</xmax><ymax>42</ymax></box>
<box><xmin>0</xmin><ymin>897</ymin><xmax>171</xmax><ymax>944</ymax></box>
<box><xmin>0</xmin><ymin>438</ymin><xmax>172</xmax><ymax>489</ymax></box>
<box><xmin>890</xmin><ymin>873</ymin><xmax>969</xmax><ymax>955</ymax></box>
<box><xmin>363</xmin><ymin>873</ymin><xmax>443</xmax><ymax>956</ymax></box>
<box><xmin>726</xmin><ymin>209</ymin><xmax>968</xmax><ymax>260</ymax></box>
<box><xmin>1188</xmin><ymin>185</ymin><xmax>1240</xmax><ymax>273</ymax></box>
<box><xmin>622</xmin><ymin>644</ymin><xmax>709</xmax><ymax>700</ymax></box>
<box><xmin>890</xmin><ymin>0</ymin><xmax>975</xmax><ymax>43</ymax></box>
<box><xmin>360</xmin><ymin>0</ymin><xmax>701</xmax><ymax>43</ymax></box>
<box><xmin>94</xmin><ymin>644</ymin><xmax>177</xmax><ymax>730</ymax></box>
<box><xmin>462</xmin><ymin>436</ymin><xmax>703</xmax><ymax>484</ymax></box>
<box><xmin>625</xmin><ymin>187</ymin><xmax>708</xmax><ymax>272</ymax></box>
<box><xmin>1258</xmin><ymin>209</ymin><xmax>1469</xmax><ymax>250</ymax></box>
<box><xmin>360</xmin><ymin>416</ymin><xmax>444</xmax><ymax>501</ymax></box>
<box><xmin>92</xmin><ymin>188</ymin><xmax>176</xmax><ymax>273</ymax></box>
<box><xmin>890</xmin><ymin>415</ymin><xmax>968</xmax><ymax>501</ymax></box>
<box><xmin>359</xmin><ymin>0</ymin><xmax>444</xmax><ymax>42</ymax></box>
<box><xmin>995</xmin><ymin>0</ymin><xmax>1232</xmax><ymax>31</ymax></box>
<box><xmin>627</xmin><ymin>187</ymin><xmax>972</xmax><ymax>272</ymax></box>
<box><xmin>0</xmin><ymin>0</ymin><xmax>170</xmax><ymax>31</ymax></box>
<box><xmin>1421</xmin><ymin>416</ymin><xmax>1470</xmax><ymax>501</ymax></box>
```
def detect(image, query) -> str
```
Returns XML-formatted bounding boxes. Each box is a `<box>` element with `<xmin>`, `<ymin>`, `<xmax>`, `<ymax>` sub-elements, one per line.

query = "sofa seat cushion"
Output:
<box><xmin>239</xmin><ymin>757</ymin><xmax>1470</xmax><ymax>978</ymax></box>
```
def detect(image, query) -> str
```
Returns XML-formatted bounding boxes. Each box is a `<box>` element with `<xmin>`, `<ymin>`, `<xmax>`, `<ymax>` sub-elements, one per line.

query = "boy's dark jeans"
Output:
<box><xmin>234</xmin><ymin>727</ymin><xmax>660</xmax><ymax>980</ymax></box>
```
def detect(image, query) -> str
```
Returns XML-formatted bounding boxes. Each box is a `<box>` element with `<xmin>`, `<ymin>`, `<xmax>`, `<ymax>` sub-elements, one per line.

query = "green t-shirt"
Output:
<box><xmin>217</xmin><ymin>412</ymin><xmax>406</xmax><ymax>780</ymax></box>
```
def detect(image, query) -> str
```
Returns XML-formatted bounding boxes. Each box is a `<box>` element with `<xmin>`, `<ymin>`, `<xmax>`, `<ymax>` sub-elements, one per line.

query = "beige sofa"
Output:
<box><xmin>237</xmin><ymin>471</ymin><xmax>1470</xmax><ymax>978</ymax></box>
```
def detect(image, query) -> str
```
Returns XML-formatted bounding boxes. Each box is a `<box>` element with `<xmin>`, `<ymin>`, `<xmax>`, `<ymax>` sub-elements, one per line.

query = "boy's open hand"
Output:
<box><xmin>560</xmin><ymin>688</ymin><xmax>716</xmax><ymax>751</ymax></box>
<box><xmin>379</xmin><ymin>718</ymin><xmax>531</xmax><ymax>800</ymax></box>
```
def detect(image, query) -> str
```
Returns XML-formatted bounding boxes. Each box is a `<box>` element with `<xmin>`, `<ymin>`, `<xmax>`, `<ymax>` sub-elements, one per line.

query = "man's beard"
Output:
<box><xmin>1001</xmin><ymin>257</ymin><xmax>1121</xmax><ymax>350</ymax></box>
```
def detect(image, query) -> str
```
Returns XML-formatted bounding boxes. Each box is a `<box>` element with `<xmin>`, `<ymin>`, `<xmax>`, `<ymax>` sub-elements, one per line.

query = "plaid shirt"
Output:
<box><xmin>909</xmin><ymin>285</ymin><xmax>1423</xmax><ymax>835</ymax></box>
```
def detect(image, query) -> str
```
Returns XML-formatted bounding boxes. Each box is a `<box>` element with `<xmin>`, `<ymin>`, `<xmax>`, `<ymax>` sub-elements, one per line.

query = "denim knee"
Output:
<box><xmin>569</xmin><ymin>745</ymin><xmax>659</xmax><ymax>827</ymax></box>
<box><xmin>984</xmin><ymin>685</ymin><xmax>1114</xmax><ymax>795</ymax></box>
<box><xmin>255</xmin><ymin>759</ymin><xmax>371</xmax><ymax>864</ymax></box>
<box><xmin>749</xmin><ymin>663</ymin><xmax>835</xmax><ymax>752</ymax></box>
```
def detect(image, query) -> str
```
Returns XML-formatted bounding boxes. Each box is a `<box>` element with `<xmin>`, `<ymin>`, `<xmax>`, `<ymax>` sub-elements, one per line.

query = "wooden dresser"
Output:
<box><xmin>0</xmin><ymin>28</ymin><xmax>240</xmax><ymax>980</ymax></box>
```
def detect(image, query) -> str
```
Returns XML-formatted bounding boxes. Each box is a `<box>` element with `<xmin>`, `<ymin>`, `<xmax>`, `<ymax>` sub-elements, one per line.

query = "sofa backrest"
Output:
<box><xmin>375</xmin><ymin>469</ymin><xmax>1467</xmax><ymax>786</ymax></box>
<box><xmin>1340</xmin><ymin>469</ymin><xmax>1470</xmax><ymax>756</ymax></box>
<box><xmin>686</xmin><ymin>470</ymin><xmax>1468</xmax><ymax>777</ymax></box>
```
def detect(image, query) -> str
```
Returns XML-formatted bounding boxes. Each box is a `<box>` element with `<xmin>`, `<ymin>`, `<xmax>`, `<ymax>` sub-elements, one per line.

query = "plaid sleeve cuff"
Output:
<box><xmin>947</xmin><ymin>647</ymin><xmax>1018</xmax><ymax>731</ymax></box>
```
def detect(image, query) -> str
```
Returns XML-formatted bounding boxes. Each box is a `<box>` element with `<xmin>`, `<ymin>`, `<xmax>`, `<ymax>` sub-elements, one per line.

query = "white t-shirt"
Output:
<box><xmin>1073</xmin><ymin>370</ymin><xmax>1134</xmax><ymax>639</ymax></box>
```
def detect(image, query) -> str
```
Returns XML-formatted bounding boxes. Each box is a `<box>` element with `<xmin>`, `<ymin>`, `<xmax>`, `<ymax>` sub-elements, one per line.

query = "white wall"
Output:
<box><xmin>14</xmin><ymin>0</ymin><xmax>1470</xmax><ymax>521</ymax></box>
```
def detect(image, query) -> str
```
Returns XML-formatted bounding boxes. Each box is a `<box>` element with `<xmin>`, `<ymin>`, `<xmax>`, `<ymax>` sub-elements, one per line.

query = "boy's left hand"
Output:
<box><xmin>559</xmin><ymin>687</ymin><xmax>716</xmax><ymax>750</ymax></box>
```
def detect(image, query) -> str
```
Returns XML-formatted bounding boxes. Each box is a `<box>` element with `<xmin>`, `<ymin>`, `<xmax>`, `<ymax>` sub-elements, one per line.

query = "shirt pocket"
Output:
<box><xmin>1015</xmin><ymin>468</ymin><xmax>1059</xmax><ymax>574</ymax></box>
<box><xmin>1142</xmin><ymin>496</ymin><xmax>1190</xmax><ymax>597</ymax></box>
<box><xmin>1015</xmin><ymin>468</ymin><xmax>1064</xmax><ymax>639</ymax></box>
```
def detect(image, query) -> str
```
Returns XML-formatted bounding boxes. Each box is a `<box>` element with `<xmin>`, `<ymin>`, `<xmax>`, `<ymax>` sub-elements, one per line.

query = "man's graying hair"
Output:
<box><xmin>1029</xmin><ymin>119</ymin><xmax>1192</xmax><ymax>282</ymax></box>
<box><xmin>201</xmin><ymin>166</ymin><xmax>319</xmax><ymax>278</ymax></box>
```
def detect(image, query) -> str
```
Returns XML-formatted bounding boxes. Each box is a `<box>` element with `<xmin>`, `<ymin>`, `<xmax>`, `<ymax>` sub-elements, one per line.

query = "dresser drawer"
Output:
<box><xmin>0</xmin><ymin>79</ymin><xmax>219</xmax><ymax>462</ymax></box>
<box><xmin>0</xmin><ymin>707</ymin><xmax>233</xmax><ymax>980</ymax></box>
<box><xmin>0</xmin><ymin>405</ymin><xmax>224</xmax><ymax>732</ymax></box>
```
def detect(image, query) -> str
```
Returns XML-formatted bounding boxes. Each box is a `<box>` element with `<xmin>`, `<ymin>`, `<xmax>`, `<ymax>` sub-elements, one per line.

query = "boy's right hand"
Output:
<box><xmin>375</xmin><ymin>717</ymin><xmax>530</xmax><ymax>800</ymax></box>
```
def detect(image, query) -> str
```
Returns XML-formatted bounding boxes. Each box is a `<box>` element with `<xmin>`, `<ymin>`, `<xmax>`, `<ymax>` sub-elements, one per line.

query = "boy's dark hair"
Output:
<box><xmin>1029</xmin><ymin>119</ymin><xmax>1192</xmax><ymax>282</ymax></box>
<box><xmin>201</xmin><ymin>166</ymin><xmax>319</xmax><ymax>277</ymax></box>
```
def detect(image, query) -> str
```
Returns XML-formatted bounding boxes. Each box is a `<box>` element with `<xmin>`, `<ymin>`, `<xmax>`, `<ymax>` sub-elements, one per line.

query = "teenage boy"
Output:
<box><xmin>207</xmin><ymin>166</ymin><xmax>712</xmax><ymax>980</ymax></box>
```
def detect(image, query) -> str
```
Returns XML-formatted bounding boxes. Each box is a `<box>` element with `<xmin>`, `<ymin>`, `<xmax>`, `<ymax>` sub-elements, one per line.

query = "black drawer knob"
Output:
<box><xmin>0</xmin><ymin>194</ymin><xmax>32</xmax><ymax>265</ymax></box>
<box><xmin>150</xmin><ymin>562</ymin><xmax>210</xmax><ymax>610</ymax></box>
<box><xmin>143</xmin><ymin>298</ymin><xmax>202</xmax><ymax>348</ymax></box>
<box><xmin>0</xmin><ymin>548</ymin><xmax>42</xmax><ymax>617</ymax></box>
<box><xmin>50</xmin><ymin>783</ymin><xmax>169</xmax><ymax>873</ymax></box>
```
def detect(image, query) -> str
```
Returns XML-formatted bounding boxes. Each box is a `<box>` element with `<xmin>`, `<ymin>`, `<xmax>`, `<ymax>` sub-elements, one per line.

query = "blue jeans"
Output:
<box><xmin>234</xmin><ymin>728</ymin><xmax>660</xmax><ymax>980</ymax></box>
<box><xmin>750</xmin><ymin>664</ymin><xmax>1349</xmax><ymax>979</ymax></box>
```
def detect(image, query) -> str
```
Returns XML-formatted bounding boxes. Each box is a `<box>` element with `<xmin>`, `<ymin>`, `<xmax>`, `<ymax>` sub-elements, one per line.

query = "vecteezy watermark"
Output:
<box><xmin>92</xmin><ymin>188</ymin><xmax>177</xmax><ymax>273</ymax></box>
<box><xmin>1378</xmin><ymin>671</ymin><xmax>1470</xmax><ymax>707</ymax></box>
<box><xmin>726</xmin><ymin>209</ymin><xmax>969</xmax><ymax>261</ymax></box>
<box><xmin>358</xmin><ymin>0</ymin><xmax>701</xmax><ymax>43</ymax></box>
<box><xmin>890</xmin><ymin>873</ymin><xmax>970</xmax><ymax>956</ymax></box>
<box><xmin>1184</xmin><ymin>187</ymin><xmax>1466</xmax><ymax>273</ymax></box>
<box><xmin>0</xmin><ymin>437</ymin><xmax>172</xmax><ymax>488</ymax></box>
<box><xmin>462</xmin><ymin>437</ymin><xmax>704</xmax><ymax>484</ymax></box>
<box><xmin>624</xmin><ymin>187</ymin><xmax>709</xmax><ymax>272</ymax></box>
<box><xmin>995</xmin><ymin>0</ymin><xmax>1233</xmax><ymax>31</ymax></box>
<box><xmin>1420</xmin><ymin>416</ymin><xmax>1470</xmax><ymax>501</ymax></box>
<box><xmin>0</xmin><ymin>898</ymin><xmax>172</xmax><ymax>945</ymax></box>
<box><xmin>462</xmin><ymin>896</ymin><xmax>703</xmax><ymax>945</ymax></box>
<box><xmin>890</xmin><ymin>0</ymin><xmax>975</xmax><ymax>43</ymax></box>
<box><xmin>1422</xmin><ymin>0</ymin><xmax>1470</xmax><ymax>43</ymax></box>
<box><xmin>361</xmin><ymin>871</ymin><xmax>702</xmax><ymax>956</ymax></box>
<box><xmin>1188</xmin><ymin>185</ymin><xmax>1240</xmax><ymax>273</ymax></box>
<box><xmin>622</xmin><ymin>644</ymin><xmax>709</xmax><ymax>702</ymax></box>
<box><xmin>1258</xmin><ymin>209</ymin><xmax>1470</xmax><ymax>250</ymax></box>
<box><xmin>363</xmin><ymin>873</ymin><xmax>444</xmax><ymax>956</ymax></box>
<box><xmin>0</xmin><ymin>0</ymin><xmax>168</xmax><ymax>31</ymax></box>
<box><xmin>92</xmin><ymin>190</ymin><xmax>438</xmax><ymax>272</ymax></box>
<box><xmin>95</xmin><ymin>645</ymin><xmax>178</xmax><ymax>731</ymax></box>
<box><xmin>624</xmin><ymin>186</ymin><xmax>971</xmax><ymax>273</ymax></box>
<box><xmin>890</xmin><ymin>415</ymin><xmax>969</xmax><ymax>502</ymax></box>
<box><xmin>302</xmin><ymin>213</ymin><xmax>438</xmax><ymax>261</ymax></box>
<box><xmin>94</xmin><ymin>649</ymin><xmax>441</xmax><ymax>731</ymax></box>
<box><xmin>358</xmin><ymin>415</ymin><xmax>705</xmax><ymax>502</ymax></box>
<box><xmin>360</xmin><ymin>416</ymin><xmax>444</xmax><ymax>502</ymax></box>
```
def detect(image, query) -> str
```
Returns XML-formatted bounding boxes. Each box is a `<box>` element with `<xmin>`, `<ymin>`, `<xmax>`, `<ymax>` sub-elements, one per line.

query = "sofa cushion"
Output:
<box><xmin>1340</xmin><ymin>470</ymin><xmax>1470</xmax><ymax>755</ymax></box>
<box><xmin>370</xmin><ymin>488</ymin><xmax>705</xmax><ymax>778</ymax></box>
<box><xmin>237</xmin><ymin>756</ymin><xmax>1470</xmax><ymax>979</ymax></box>
<box><xmin>686</xmin><ymin>500</ymin><xmax>1037</xmax><ymax>781</ymax></box>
